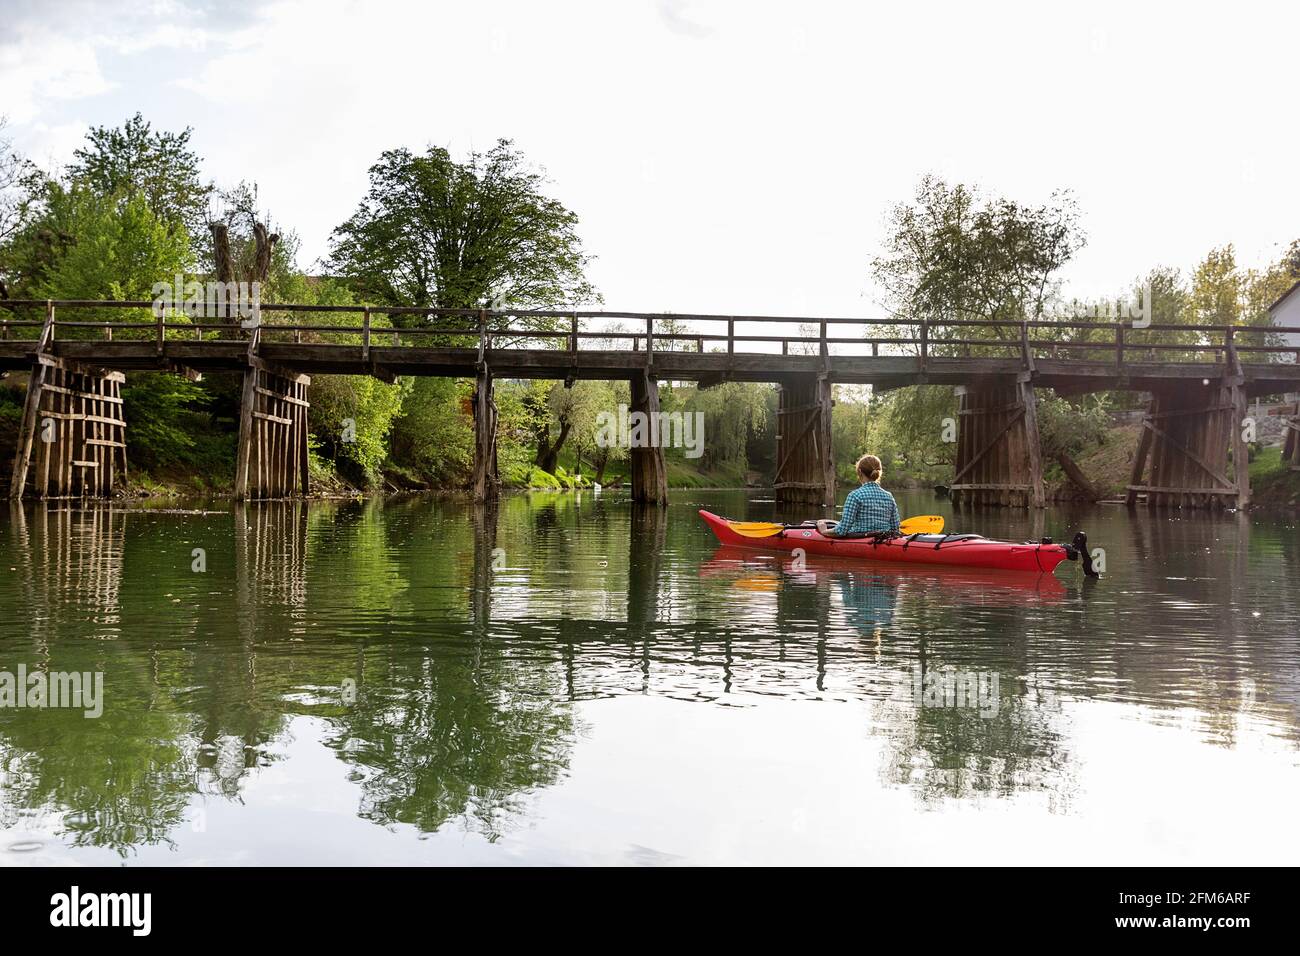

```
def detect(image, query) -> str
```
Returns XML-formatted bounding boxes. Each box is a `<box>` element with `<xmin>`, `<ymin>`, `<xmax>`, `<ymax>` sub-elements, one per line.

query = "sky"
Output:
<box><xmin>2</xmin><ymin>0</ymin><xmax>1297</xmax><ymax>316</ymax></box>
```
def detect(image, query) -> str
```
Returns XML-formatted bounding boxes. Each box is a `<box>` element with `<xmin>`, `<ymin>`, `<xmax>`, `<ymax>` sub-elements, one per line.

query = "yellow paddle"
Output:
<box><xmin>728</xmin><ymin>515</ymin><xmax>944</xmax><ymax>539</ymax></box>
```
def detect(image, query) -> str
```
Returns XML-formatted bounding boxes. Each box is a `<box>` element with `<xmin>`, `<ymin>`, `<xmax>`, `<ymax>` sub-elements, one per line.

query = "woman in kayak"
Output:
<box><xmin>817</xmin><ymin>455</ymin><xmax>901</xmax><ymax>538</ymax></box>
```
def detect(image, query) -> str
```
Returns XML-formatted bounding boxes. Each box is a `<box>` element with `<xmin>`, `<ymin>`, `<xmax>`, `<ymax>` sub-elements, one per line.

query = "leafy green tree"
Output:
<box><xmin>872</xmin><ymin>175</ymin><xmax>1084</xmax><ymax>345</ymax></box>
<box><xmin>389</xmin><ymin>378</ymin><xmax>475</xmax><ymax>485</ymax></box>
<box><xmin>271</xmin><ymin>272</ymin><xmax>409</xmax><ymax>487</ymax></box>
<box><xmin>679</xmin><ymin>382</ymin><xmax>768</xmax><ymax>471</ymax></box>
<box><xmin>326</xmin><ymin>140</ymin><xmax>597</xmax><ymax>319</ymax></box>
<box><xmin>531</xmin><ymin>381</ymin><xmax>610</xmax><ymax>474</ymax></box>
<box><xmin>1191</xmin><ymin>245</ymin><xmax>1244</xmax><ymax>326</ymax></box>
<box><xmin>567</xmin><ymin>379</ymin><xmax>627</xmax><ymax>481</ymax></box>
<box><xmin>30</xmin><ymin>187</ymin><xmax>192</xmax><ymax>303</ymax></box>
<box><xmin>1036</xmin><ymin>392</ymin><xmax>1111</xmax><ymax>459</ymax></box>
<box><xmin>121</xmin><ymin>373</ymin><xmax>208</xmax><ymax>468</ymax></box>
<box><xmin>66</xmin><ymin>112</ymin><xmax>213</xmax><ymax>241</ymax></box>
<box><xmin>870</xmin><ymin>385</ymin><xmax>959</xmax><ymax>474</ymax></box>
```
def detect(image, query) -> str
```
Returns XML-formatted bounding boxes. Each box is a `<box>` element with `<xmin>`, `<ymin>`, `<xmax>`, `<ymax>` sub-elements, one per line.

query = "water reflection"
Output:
<box><xmin>0</xmin><ymin>491</ymin><xmax>1298</xmax><ymax>861</ymax></box>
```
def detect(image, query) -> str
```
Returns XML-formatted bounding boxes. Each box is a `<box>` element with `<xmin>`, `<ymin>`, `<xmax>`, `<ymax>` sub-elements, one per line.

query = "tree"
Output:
<box><xmin>679</xmin><ymin>382</ymin><xmax>768</xmax><ymax>471</ymax></box>
<box><xmin>29</xmin><ymin>187</ymin><xmax>192</xmax><ymax>303</ymax></box>
<box><xmin>871</xmin><ymin>175</ymin><xmax>1084</xmax><ymax>343</ymax></box>
<box><xmin>275</xmin><ymin>272</ymin><xmax>410</xmax><ymax>487</ymax></box>
<box><xmin>0</xmin><ymin>118</ymin><xmax>32</xmax><ymax>253</ymax></box>
<box><xmin>326</xmin><ymin>140</ymin><xmax>597</xmax><ymax>319</ymax></box>
<box><xmin>207</xmin><ymin>181</ymin><xmax>285</xmax><ymax>307</ymax></box>
<box><xmin>1190</xmin><ymin>245</ymin><xmax>1243</xmax><ymax>326</ymax></box>
<box><xmin>66</xmin><ymin>113</ymin><xmax>212</xmax><ymax>242</ymax></box>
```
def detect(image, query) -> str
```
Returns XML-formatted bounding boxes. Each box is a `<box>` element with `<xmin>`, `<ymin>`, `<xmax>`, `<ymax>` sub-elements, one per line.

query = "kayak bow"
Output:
<box><xmin>698</xmin><ymin>510</ymin><xmax>1084</xmax><ymax>575</ymax></box>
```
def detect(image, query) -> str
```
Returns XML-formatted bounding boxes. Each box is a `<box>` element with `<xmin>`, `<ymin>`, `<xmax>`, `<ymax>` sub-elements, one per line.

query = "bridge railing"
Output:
<box><xmin>3</xmin><ymin>300</ymin><xmax>1299</xmax><ymax>367</ymax></box>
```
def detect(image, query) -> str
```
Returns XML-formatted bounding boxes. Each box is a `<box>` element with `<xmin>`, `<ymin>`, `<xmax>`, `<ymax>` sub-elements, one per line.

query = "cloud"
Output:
<box><xmin>0</xmin><ymin>0</ymin><xmax>260</xmax><ymax>122</ymax></box>
<box><xmin>656</xmin><ymin>0</ymin><xmax>714</xmax><ymax>38</ymax></box>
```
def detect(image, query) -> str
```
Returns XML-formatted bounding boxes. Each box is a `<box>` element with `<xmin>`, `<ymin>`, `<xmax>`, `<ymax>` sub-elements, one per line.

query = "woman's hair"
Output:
<box><xmin>856</xmin><ymin>454</ymin><xmax>883</xmax><ymax>483</ymax></box>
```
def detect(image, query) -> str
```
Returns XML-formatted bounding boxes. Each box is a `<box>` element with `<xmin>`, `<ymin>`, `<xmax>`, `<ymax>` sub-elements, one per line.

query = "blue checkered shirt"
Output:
<box><xmin>837</xmin><ymin>482</ymin><xmax>900</xmax><ymax>534</ymax></box>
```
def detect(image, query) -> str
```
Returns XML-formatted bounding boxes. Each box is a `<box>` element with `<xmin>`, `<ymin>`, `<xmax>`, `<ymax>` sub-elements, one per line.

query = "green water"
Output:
<box><xmin>1</xmin><ymin>491</ymin><xmax>1298</xmax><ymax>865</ymax></box>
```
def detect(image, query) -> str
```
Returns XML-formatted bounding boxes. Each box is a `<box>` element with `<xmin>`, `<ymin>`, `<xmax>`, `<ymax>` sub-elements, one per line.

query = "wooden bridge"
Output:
<box><xmin>3</xmin><ymin>300</ymin><xmax>1299</xmax><ymax>508</ymax></box>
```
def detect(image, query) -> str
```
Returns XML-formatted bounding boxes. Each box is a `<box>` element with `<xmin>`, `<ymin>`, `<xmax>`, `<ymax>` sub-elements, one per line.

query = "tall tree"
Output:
<box><xmin>326</xmin><ymin>140</ymin><xmax>597</xmax><ymax>319</ymax></box>
<box><xmin>66</xmin><ymin>112</ymin><xmax>213</xmax><ymax>241</ymax></box>
<box><xmin>871</xmin><ymin>175</ymin><xmax>1084</xmax><ymax>345</ymax></box>
<box><xmin>1190</xmin><ymin>245</ymin><xmax>1243</xmax><ymax>326</ymax></box>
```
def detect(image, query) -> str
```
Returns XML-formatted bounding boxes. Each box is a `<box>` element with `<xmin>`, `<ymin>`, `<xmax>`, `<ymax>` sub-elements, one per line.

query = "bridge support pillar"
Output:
<box><xmin>471</xmin><ymin>365</ymin><xmax>499</xmax><ymax>502</ymax></box>
<box><xmin>8</xmin><ymin>356</ymin><xmax>127</xmax><ymax>499</ymax></box>
<box><xmin>775</xmin><ymin>373</ymin><xmax>835</xmax><ymax>508</ymax></box>
<box><xmin>234</xmin><ymin>361</ymin><xmax>310</xmax><ymax>500</ymax></box>
<box><xmin>1126</xmin><ymin>378</ymin><xmax>1249</xmax><ymax>509</ymax></box>
<box><xmin>950</xmin><ymin>378</ymin><xmax>1044</xmax><ymax>509</ymax></box>
<box><xmin>630</xmin><ymin>369</ymin><xmax>668</xmax><ymax>505</ymax></box>
<box><xmin>1283</xmin><ymin>400</ymin><xmax>1300</xmax><ymax>471</ymax></box>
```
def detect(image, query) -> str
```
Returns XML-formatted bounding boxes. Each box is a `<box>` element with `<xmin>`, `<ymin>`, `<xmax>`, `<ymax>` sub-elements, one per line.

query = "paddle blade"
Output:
<box><xmin>901</xmin><ymin>515</ymin><xmax>944</xmax><ymax>534</ymax></box>
<box><xmin>727</xmin><ymin>521</ymin><xmax>786</xmax><ymax>539</ymax></box>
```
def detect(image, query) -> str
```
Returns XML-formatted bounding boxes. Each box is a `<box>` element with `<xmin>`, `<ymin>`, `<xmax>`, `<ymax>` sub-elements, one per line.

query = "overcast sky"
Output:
<box><xmin>3</xmin><ymin>0</ymin><xmax>1296</xmax><ymax>316</ymax></box>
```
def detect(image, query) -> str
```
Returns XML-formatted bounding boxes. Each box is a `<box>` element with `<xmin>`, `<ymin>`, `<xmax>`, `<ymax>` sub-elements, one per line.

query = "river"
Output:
<box><xmin>1</xmin><ymin>490</ymin><xmax>1297</xmax><ymax>865</ymax></box>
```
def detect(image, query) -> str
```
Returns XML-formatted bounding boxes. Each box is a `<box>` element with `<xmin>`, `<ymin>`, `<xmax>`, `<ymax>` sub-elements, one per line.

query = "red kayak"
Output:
<box><xmin>698</xmin><ymin>510</ymin><xmax>1088</xmax><ymax>575</ymax></box>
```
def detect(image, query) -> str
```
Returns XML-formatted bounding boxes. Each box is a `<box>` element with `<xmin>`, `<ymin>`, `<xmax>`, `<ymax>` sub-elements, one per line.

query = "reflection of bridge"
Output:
<box><xmin>4</xmin><ymin>301</ymin><xmax>1300</xmax><ymax>508</ymax></box>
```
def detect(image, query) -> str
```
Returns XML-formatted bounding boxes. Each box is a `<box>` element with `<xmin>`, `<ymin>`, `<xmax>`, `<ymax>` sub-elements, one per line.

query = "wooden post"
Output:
<box><xmin>299</xmin><ymin>380</ymin><xmax>310</xmax><ymax>496</ymax></box>
<box><xmin>816</xmin><ymin>374</ymin><xmax>835</xmax><ymax>507</ymax></box>
<box><xmin>629</xmin><ymin>369</ymin><xmax>667</xmax><ymax>505</ymax></box>
<box><xmin>775</xmin><ymin>374</ymin><xmax>834</xmax><ymax>508</ymax></box>
<box><xmin>950</xmin><ymin>381</ymin><xmax>1039</xmax><ymax>508</ymax></box>
<box><xmin>471</xmin><ymin>365</ymin><xmax>499</xmax><ymax>502</ymax></box>
<box><xmin>1230</xmin><ymin>380</ymin><xmax>1250</xmax><ymax>509</ymax></box>
<box><xmin>8</xmin><ymin>360</ymin><xmax>49</xmax><ymax>499</ymax></box>
<box><xmin>362</xmin><ymin>307</ymin><xmax>371</xmax><ymax>362</ymax></box>
<box><xmin>234</xmin><ymin>366</ymin><xmax>257</xmax><ymax>500</ymax></box>
<box><xmin>1020</xmin><ymin>375</ymin><xmax>1045</xmax><ymax>508</ymax></box>
<box><xmin>727</xmin><ymin>318</ymin><xmax>734</xmax><ymax>354</ymax></box>
<box><xmin>1126</xmin><ymin>384</ymin><xmax>1241</xmax><ymax>509</ymax></box>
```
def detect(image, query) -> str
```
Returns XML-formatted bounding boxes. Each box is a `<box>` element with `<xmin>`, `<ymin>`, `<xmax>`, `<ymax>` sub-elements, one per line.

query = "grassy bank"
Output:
<box><xmin>1249</xmin><ymin>447</ymin><xmax>1300</xmax><ymax>509</ymax></box>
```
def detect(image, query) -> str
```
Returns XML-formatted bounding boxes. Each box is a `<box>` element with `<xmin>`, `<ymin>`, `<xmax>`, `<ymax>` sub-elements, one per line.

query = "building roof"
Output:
<box><xmin>1268</xmin><ymin>279</ymin><xmax>1300</xmax><ymax>314</ymax></box>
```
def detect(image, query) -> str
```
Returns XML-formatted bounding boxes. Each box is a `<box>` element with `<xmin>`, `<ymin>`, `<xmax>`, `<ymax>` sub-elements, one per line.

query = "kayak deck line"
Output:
<box><xmin>698</xmin><ymin>510</ymin><xmax>1092</xmax><ymax>576</ymax></box>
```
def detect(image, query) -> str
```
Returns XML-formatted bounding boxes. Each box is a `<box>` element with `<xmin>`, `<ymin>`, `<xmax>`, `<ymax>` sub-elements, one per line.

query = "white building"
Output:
<box><xmin>1267</xmin><ymin>281</ymin><xmax>1300</xmax><ymax>403</ymax></box>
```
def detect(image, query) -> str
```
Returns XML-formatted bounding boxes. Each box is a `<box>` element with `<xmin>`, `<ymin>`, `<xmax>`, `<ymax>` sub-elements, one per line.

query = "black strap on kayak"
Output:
<box><xmin>933</xmin><ymin>533</ymin><xmax>954</xmax><ymax>550</ymax></box>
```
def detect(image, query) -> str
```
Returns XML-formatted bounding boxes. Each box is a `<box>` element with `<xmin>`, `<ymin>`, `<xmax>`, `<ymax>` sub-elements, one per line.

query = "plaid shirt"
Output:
<box><xmin>837</xmin><ymin>482</ymin><xmax>900</xmax><ymax>534</ymax></box>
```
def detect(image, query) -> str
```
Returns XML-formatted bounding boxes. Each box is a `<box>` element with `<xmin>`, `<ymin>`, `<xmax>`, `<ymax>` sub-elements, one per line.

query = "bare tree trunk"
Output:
<box><xmin>1057</xmin><ymin>451</ymin><xmax>1103</xmax><ymax>501</ymax></box>
<box><xmin>252</xmin><ymin>222</ymin><xmax>278</xmax><ymax>283</ymax></box>
<box><xmin>210</xmin><ymin>223</ymin><xmax>234</xmax><ymax>283</ymax></box>
<box><xmin>539</xmin><ymin>419</ymin><xmax>572</xmax><ymax>474</ymax></box>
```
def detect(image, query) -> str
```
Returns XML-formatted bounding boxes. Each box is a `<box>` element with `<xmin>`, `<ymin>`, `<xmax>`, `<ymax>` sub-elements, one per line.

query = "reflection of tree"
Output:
<box><xmin>874</xmin><ymin>667</ymin><xmax>1080</xmax><ymax>811</ymax></box>
<box><xmin>322</xmin><ymin>653</ymin><xmax>575</xmax><ymax>839</ymax></box>
<box><xmin>310</xmin><ymin>493</ymin><xmax>577</xmax><ymax>839</ymax></box>
<box><xmin>0</xmin><ymin>503</ymin><xmax>196</xmax><ymax>854</ymax></box>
